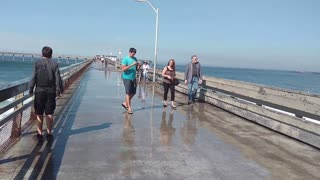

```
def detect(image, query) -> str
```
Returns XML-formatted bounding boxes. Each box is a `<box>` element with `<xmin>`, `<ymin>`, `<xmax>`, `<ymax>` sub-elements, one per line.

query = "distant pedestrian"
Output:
<box><xmin>184</xmin><ymin>55</ymin><xmax>203</xmax><ymax>104</ymax></box>
<box><xmin>121</xmin><ymin>48</ymin><xmax>138</xmax><ymax>114</ymax></box>
<box><xmin>29</xmin><ymin>46</ymin><xmax>63</xmax><ymax>143</ymax></box>
<box><xmin>162</xmin><ymin>59</ymin><xmax>177</xmax><ymax>108</ymax></box>
<box><xmin>141</xmin><ymin>62</ymin><xmax>150</xmax><ymax>83</ymax></box>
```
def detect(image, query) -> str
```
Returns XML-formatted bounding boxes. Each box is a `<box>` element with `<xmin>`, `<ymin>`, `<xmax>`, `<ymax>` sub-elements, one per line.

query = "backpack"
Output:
<box><xmin>36</xmin><ymin>60</ymin><xmax>63</xmax><ymax>93</ymax></box>
<box><xmin>36</xmin><ymin>61</ymin><xmax>54</xmax><ymax>88</ymax></box>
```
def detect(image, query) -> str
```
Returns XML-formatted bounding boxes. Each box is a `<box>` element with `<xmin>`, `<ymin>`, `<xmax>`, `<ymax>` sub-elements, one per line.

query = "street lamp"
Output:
<box><xmin>136</xmin><ymin>0</ymin><xmax>159</xmax><ymax>82</ymax></box>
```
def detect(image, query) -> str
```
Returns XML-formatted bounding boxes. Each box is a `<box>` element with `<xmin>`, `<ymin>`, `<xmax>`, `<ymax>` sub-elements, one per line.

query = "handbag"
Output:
<box><xmin>173</xmin><ymin>78</ymin><xmax>180</xmax><ymax>86</ymax></box>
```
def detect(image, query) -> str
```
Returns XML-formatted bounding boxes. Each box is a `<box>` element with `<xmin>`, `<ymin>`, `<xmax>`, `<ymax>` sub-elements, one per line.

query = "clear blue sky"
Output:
<box><xmin>1</xmin><ymin>0</ymin><xmax>319</xmax><ymax>72</ymax></box>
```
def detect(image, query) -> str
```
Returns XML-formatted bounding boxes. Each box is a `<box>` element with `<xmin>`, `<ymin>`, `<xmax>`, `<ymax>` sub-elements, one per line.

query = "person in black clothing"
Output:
<box><xmin>29</xmin><ymin>46</ymin><xmax>63</xmax><ymax>142</ymax></box>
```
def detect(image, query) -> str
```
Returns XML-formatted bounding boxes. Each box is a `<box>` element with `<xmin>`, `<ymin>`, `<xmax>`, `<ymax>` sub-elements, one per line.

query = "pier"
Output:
<box><xmin>0</xmin><ymin>61</ymin><xmax>319</xmax><ymax>179</ymax></box>
<box><xmin>0</xmin><ymin>51</ymin><xmax>90</xmax><ymax>63</ymax></box>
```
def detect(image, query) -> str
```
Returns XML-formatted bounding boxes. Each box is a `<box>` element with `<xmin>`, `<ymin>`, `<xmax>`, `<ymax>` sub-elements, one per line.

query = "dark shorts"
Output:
<box><xmin>123</xmin><ymin>79</ymin><xmax>137</xmax><ymax>95</ymax></box>
<box><xmin>34</xmin><ymin>92</ymin><xmax>56</xmax><ymax>115</ymax></box>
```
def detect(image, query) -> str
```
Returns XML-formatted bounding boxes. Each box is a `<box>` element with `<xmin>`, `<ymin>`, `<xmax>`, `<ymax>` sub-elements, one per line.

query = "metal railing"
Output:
<box><xmin>0</xmin><ymin>60</ymin><xmax>92</xmax><ymax>154</ymax></box>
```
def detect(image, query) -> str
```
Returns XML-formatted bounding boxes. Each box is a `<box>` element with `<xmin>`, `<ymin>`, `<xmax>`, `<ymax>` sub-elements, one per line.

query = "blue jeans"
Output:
<box><xmin>188</xmin><ymin>77</ymin><xmax>199</xmax><ymax>102</ymax></box>
<box><xmin>143</xmin><ymin>71</ymin><xmax>148</xmax><ymax>81</ymax></box>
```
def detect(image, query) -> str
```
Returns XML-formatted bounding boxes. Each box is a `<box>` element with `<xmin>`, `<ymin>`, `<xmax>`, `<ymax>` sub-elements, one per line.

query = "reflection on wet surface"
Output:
<box><xmin>1</xmin><ymin>63</ymin><xmax>319</xmax><ymax>180</ymax></box>
<box><xmin>181</xmin><ymin>106</ymin><xmax>198</xmax><ymax>147</ymax></box>
<box><xmin>160</xmin><ymin>109</ymin><xmax>176</xmax><ymax>146</ymax></box>
<box><xmin>120</xmin><ymin>113</ymin><xmax>136</xmax><ymax>177</ymax></box>
<box><xmin>138</xmin><ymin>84</ymin><xmax>147</xmax><ymax>109</ymax></box>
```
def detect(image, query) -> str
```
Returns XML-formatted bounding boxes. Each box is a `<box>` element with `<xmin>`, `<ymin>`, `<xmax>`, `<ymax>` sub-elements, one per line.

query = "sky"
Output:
<box><xmin>0</xmin><ymin>0</ymin><xmax>319</xmax><ymax>72</ymax></box>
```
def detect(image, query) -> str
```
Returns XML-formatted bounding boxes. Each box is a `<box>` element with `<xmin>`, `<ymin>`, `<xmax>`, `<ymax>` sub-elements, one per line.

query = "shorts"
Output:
<box><xmin>34</xmin><ymin>92</ymin><xmax>56</xmax><ymax>115</ymax></box>
<box><xmin>123</xmin><ymin>79</ymin><xmax>137</xmax><ymax>95</ymax></box>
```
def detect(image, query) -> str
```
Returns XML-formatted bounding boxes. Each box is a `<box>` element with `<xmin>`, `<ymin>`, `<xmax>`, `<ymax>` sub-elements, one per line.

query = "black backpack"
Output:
<box><xmin>36</xmin><ymin>61</ymin><xmax>54</xmax><ymax>88</ymax></box>
<box><xmin>36</xmin><ymin>60</ymin><xmax>63</xmax><ymax>93</ymax></box>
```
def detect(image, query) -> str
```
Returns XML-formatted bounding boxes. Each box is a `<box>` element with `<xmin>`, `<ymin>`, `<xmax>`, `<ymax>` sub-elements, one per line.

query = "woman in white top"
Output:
<box><xmin>142</xmin><ymin>62</ymin><xmax>150</xmax><ymax>82</ymax></box>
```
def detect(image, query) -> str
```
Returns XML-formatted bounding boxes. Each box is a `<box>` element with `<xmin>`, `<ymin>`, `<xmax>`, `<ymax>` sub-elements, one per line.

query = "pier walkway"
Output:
<box><xmin>0</xmin><ymin>63</ymin><xmax>319</xmax><ymax>180</ymax></box>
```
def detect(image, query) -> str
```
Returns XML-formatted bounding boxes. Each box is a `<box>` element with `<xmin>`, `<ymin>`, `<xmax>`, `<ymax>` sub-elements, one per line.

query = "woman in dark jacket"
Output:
<box><xmin>162</xmin><ymin>59</ymin><xmax>176</xmax><ymax>108</ymax></box>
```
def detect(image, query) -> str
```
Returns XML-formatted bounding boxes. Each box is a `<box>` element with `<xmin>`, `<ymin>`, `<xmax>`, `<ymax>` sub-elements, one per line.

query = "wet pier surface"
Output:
<box><xmin>1</xmin><ymin>63</ymin><xmax>319</xmax><ymax>180</ymax></box>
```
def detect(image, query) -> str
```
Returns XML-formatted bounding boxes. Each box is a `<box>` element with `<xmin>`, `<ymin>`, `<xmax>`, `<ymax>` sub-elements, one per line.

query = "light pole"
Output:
<box><xmin>136</xmin><ymin>0</ymin><xmax>159</xmax><ymax>82</ymax></box>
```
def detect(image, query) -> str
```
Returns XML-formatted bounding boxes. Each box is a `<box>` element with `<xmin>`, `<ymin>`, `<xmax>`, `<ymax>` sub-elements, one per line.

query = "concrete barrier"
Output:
<box><xmin>154</xmin><ymin>70</ymin><xmax>320</xmax><ymax>149</ymax></box>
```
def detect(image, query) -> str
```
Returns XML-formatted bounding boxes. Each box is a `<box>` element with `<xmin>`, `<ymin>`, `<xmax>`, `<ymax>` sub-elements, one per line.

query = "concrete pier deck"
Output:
<box><xmin>0</xmin><ymin>63</ymin><xmax>319</xmax><ymax>180</ymax></box>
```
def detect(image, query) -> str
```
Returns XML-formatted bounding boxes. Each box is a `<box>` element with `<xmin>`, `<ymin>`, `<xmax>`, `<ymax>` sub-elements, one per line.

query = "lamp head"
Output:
<box><xmin>136</xmin><ymin>0</ymin><xmax>147</xmax><ymax>2</ymax></box>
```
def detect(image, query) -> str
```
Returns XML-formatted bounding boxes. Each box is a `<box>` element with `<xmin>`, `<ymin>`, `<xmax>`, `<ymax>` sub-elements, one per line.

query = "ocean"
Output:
<box><xmin>174</xmin><ymin>65</ymin><xmax>320</xmax><ymax>95</ymax></box>
<box><xmin>0</xmin><ymin>57</ymin><xmax>81</xmax><ymax>87</ymax></box>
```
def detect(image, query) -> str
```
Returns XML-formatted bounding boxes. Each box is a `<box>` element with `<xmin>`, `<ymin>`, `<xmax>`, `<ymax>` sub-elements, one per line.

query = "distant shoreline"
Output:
<box><xmin>157</xmin><ymin>62</ymin><xmax>320</xmax><ymax>74</ymax></box>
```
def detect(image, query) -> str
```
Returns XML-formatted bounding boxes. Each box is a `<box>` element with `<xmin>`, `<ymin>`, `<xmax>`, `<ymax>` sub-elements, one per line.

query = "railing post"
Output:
<box><xmin>1</xmin><ymin>53</ymin><xmax>4</xmax><ymax>61</ymax></box>
<box><xmin>11</xmin><ymin>93</ymin><xmax>24</xmax><ymax>138</ymax></box>
<box><xmin>31</xmin><ymin>55</ymin><xmax>34</xmax><ymax>62</ymax></box>
<box><xmin>22</xmin><ymin>54</ymin><xmax>25</xmax><ymax>62</ymax></box>
<box><xmin>199</xmin><ymin>80</ymin><xmax>206</xmax><ymax>101</ymax></box>
<box><xmin>67</xmin><ymin>57</ymin><xmax>70</xmax><ymax>64</ymax></box>
<box><xmin>12</xmin><ymin>54</ymin><xmax>15</xmax><ymax>61</ymax></box>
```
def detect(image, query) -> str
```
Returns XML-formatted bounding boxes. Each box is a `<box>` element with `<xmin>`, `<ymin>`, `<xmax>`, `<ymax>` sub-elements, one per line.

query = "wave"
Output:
<box><xmin>0</xmin><ymin>98</ymin><xmax>15</xmax><ymax>121</ymax></box>
<box><xmin>0</xmin><ymin>107</ymin><xmax>14</xmax><ymax>121</ymax></box>
<box><xmin>0</xmin><ymin>98</ymin><xmax>14</xmax><ymax>106</ymax></box>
